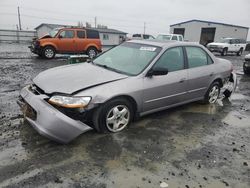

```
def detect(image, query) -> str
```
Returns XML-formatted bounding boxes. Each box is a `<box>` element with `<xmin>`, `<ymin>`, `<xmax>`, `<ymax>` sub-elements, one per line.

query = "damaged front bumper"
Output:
<box><xmin>17</xmin><ymin>86</ymin><xmax>92</xmax><ymax>144</ymax></box>
<box><xmin>222</xmin><ymin>72</ymin><xmax>237</xmax><ymax>95</ymax></box>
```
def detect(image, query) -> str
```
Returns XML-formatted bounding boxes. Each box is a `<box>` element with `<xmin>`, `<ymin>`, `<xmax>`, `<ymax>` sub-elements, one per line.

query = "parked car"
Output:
<box><xmin>156</xmin><ymin>34</ymin><xmax>184</xmax><ymax>41</ymax></box>
<box><xmin>132</xmin><ymin>34</ymin><xmax>155</xmax><ymax>40</ymax></box>
<box><xmin>243</xmin><ymin>53</ymin><xmax>250</xmax><ymax>75</ymax></box>
<box><xmin>29</xmin><ymin>27</ymin><xmax>102</xmax><ymax>59</ymax></box>
<box><xmin>206</xmin><ymin>38</ymin><xmax>246</xmax><ymax>56</ymax></box>
<box><xmin>18</xmin><ymin>40</ymin><xmax>237</xmax><ymax>143</ymax></box>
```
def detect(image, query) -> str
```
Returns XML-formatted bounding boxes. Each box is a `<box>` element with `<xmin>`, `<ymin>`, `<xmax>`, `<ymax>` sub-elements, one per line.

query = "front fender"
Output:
<box><xmin>40</xmin><ymin>42</ymin><xmax>58</xmax><ymax>51</ymax></box>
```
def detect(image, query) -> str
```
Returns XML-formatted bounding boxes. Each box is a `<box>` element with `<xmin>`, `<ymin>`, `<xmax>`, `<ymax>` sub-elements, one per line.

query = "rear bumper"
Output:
<box><xmin>18</xmin><ymin>86</ymin><xmax>92</xmax><ymax>143</ymax></box>
<box><xmin>207</xmin><ymin>47</ymin><xmax>223</xmax><ymax>53</ymax></box>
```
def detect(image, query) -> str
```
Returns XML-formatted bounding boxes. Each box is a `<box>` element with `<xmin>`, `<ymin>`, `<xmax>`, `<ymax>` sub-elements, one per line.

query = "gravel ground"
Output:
<box><xmin>0</xmin><ymin>43</ymin><xmax>250</xmax><ymax>188</ymax></box>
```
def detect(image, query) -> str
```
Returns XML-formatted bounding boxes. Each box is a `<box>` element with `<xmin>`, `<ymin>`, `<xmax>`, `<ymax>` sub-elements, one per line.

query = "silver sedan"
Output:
<box><xmin>18</xmin><ymin>40</ymin><xmax>237</xmax><ymax>143</ymax></box>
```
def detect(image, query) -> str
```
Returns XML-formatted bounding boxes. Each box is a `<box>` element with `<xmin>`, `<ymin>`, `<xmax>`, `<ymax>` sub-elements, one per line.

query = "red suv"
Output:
<box><xmin>30</xmin><ymin>27</ymin><xmax>102</xmax><ymax>59</ymax></box>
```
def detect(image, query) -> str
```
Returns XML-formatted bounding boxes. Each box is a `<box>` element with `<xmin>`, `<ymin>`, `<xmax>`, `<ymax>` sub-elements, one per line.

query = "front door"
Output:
<box><xmin>143</xmin><ymin>47</ymin><xmax>188</xmax><ymax>113</ymax></box>
<box><xmin>56</xmin><ymin>29</ymin><xmax>76</xmax><ymax>52</ymax></box>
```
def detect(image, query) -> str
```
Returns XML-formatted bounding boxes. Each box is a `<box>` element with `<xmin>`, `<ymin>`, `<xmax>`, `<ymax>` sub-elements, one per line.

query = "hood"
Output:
<box><xmin>207</xmin><ymin>42</ymin><xmax>226</xmax><ymax>46</ymax></box>
<box><xmin>33</xmin><ymin>63</ymin><xmax>128</xmax><ymax>94</ymax></box>
<box><xmin>39</xmin><ymin>34</ymin><xmax>52</xmax><ymax>40</ymax></box>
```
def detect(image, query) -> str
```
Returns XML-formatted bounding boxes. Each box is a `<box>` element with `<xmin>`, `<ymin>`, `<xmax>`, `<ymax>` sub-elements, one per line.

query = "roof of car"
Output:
<box><xmin>127</xmin><ymin>39</ymin><xmax>197</xmax><ymax>48</ymax></box>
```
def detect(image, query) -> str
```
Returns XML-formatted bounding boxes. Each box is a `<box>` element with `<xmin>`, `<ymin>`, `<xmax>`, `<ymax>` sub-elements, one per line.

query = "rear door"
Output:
<box><xmin>228</xmin><ymin>39</ymin><xmax>236</xmax><ymax>52</ymax></box>
<box><xmin>143</xmin><ymin>47</ymin><xmax>189</xmax><ymax>112</ymax></box>
<box><xmin>75</xmin><ymin>30</ymin><xmax>86</xmax><ymax>52</ymax></box>
<box><xmin>185</xmin><ymin>46</ymin><xmax>215</xmax><ymax>99</ymax></box>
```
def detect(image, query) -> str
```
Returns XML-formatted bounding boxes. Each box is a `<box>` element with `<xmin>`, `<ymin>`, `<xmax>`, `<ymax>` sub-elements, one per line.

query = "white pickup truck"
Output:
<box><xmin>207</xmin><ymin>38</ymin><xmax>246</xmax><ymax>56</ymax></box>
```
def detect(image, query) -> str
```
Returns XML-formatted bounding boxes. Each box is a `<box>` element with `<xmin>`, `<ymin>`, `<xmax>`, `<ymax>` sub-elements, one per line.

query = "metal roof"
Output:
<box><xmin>170</xmin><ymin>19</ymin><xmax>249</xmax><ymax>29</ymax></box>
<box><xmin>35</xmin><ymin>23</ymin><xmax>127</xmax><ymax>34</ymax></box>
<box><xmin>34</xmin><ymin>23</ymin><xmax>71</xmax><ymax>30</ymax></box>
<box><xmin>94</xmin><ymin>28</ymin><xmax>127</xmax><ymax>34</ymax></box>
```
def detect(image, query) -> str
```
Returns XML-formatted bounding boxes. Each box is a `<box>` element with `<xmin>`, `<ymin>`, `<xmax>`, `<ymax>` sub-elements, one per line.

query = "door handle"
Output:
<box><xmin>210</xmin><ymin>72</ymin><xmax>214</xmax><ymax>76</ymax></box>
<box><xmin>179</xmin><ymin>78</ymin><xmax>186</xmax><ymax>83</ymax></box>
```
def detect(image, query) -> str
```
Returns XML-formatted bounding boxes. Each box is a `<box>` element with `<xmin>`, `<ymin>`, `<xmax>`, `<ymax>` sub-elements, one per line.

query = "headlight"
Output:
<box><xmin>48</xmin><ymin>96</ymin><xmax>91</xmax><ymax>108</ymax></box>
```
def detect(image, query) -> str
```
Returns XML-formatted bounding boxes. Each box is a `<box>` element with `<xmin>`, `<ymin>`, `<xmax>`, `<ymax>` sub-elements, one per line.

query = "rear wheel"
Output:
<box><xmin>93</xmin><ymin>98</ymin><xmax>134</xmax><ymax>133</ymax></box>
<box><xmin>87</xmin><ymin>47</ymin><xmax>97</xmax><ymax>58</ymax></box>
<box><xmin>204</xmin><ymin>82</ymin><xmax>220</xmax><ymax>104</ymax></box>
<box><xmin>42</xmin><ymin>46</ymin><xmax>55</xmax><ymax>59</ymax></box>
<box><xmin>221</xmin><ymin>48</ymin><xmax>228</xmax><ymax>56</ymax></box>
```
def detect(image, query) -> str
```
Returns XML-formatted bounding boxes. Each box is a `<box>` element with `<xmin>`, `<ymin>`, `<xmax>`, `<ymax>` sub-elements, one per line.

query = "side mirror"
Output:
<box><xmin>147</xmin><ymin>67</ymin><xmax>168</xmax><ymax>77</ymax></box>
<box><xmin>58</xmin><ymin>35</ymin><xmax>63</xmax><ymax>39</ymax></box>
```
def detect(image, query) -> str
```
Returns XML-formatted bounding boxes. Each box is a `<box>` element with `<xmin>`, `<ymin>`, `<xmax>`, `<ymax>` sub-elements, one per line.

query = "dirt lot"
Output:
<box><xmin>0</xmin><ymin>43</ymin><xmax>250</xmax><ymax>188</ymax></box>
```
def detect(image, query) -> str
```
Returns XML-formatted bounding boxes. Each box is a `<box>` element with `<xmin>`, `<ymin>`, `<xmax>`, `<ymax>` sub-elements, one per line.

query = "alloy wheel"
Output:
<box><xmin>208</xmin><ymin>85</ymin><xmax>219</xmax><ymax>103</ymax></box>
<box><xmin>44</xmin><ymin>48</ymin><xmax>54</xmax><ymax>58</ymax></box>
<box><xmin>106</xmin><ymin>105</ymin><xmax>130</xmax><ymax>132</ymax></box>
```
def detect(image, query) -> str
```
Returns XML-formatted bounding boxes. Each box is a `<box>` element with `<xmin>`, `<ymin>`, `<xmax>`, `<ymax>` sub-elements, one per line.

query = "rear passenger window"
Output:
<box><xmin>186</xmin><ymin>47</ymin><xmax>208</xmax><ymax>68</ymax></box>
<box><xmin>178</xmin><ymin>36</ymin><xmax>183</xmax><ymax>41</ymax></box>
<box><xmin>154</xmin><ymin>47</ymin><xmax>184</xmax><ymax>72</ymax></box>
<box><xmin>207</xmin><ymin>55</ymin><xmax>214</xmax><ymax>65</ymax></box>
<box><xmin>171</xmin><ymin>36</ymin><xmax>178</xmax><ymax>41</ymax></box>
<box><xmin>77</xmin><ymin>31</ymin><xmax>85</xmax><ymax>38</ymax></box>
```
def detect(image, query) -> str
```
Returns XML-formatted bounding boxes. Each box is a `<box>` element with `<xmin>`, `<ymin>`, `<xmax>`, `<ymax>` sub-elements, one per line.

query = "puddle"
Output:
<box><xmin>183</xmin><ymin>103</ymin><xmax>218</xmax><ymax>115</ymax></box>
<box><xmin>222</xmin><ymin>111</ymin><xmax>250</xmax><ymax>127</ymax></box>
<box><xmin>230</xmin><ymin>93</ymin><xmax>248</xmax><ymax>100</ymax></box>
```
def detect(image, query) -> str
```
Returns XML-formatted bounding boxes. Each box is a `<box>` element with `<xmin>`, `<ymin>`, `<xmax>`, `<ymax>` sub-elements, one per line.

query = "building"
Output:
<box><xmin>34</xmin><ymin>23</ymin><xmax>127</xmax><ymax>49</ymax></box>
<box><xmin>170</xmin><ymin>19</ymin><xmax>249</xmax><ymax>45</ymax></box>
<box><xmin>94</xmin><ymin>28</ymin><xmax>127</xmax><ymax>48</ymax></box>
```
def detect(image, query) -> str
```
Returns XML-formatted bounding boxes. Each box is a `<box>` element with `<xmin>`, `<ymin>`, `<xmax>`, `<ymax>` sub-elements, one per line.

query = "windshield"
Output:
<box><xmin>156</xmin><ymin>35</ymin><xmax>171</xmax><ymax>40</ymax></box>
<box><xmin>49</xmin><ymin>28</ymin><xmax>60</xmax><ymax>37</ymax></box>
<box><xmin>93</xmin><ymin>42</ymin><xmax>161</xmax><ymax>76</ymax></box>
<box><xmin>219</xmin><ymin>38</ymin><xmax>231</xmax><ymax>43</ymax></box>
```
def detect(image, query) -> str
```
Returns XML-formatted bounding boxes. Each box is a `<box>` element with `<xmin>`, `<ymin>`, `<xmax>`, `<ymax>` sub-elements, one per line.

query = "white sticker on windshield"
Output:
<box><xmin>140</xmin><ymin>47</ymin><xmax>156</xmax><ymax>51</ymax></box>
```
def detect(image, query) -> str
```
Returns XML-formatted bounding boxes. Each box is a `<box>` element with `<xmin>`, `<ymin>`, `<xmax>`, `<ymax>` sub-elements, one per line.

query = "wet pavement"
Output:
<box><xmin>0</xmin><ymin>43</ymin><xmax>250</xmax><ymax>188</ymax></box>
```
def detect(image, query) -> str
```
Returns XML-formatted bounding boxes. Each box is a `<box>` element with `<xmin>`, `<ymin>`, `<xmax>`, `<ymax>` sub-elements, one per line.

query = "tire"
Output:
<box><xmin>42</xmin><ymin>46</ymin><xmax>56</xmax><ymax>59</ymax></box>
<box><xmin>221</xmin><ymin>48</ymin><xmax>228</xmax><ymax>56</ymax></box>
<box><xmin>87</xmin><ymin>47</ymin><xmax>97</xmax><ymax>59</ymax></box>
<box><xmin>203</xmin><ymin>82</ymin><xmax>220</xmax><ymax>104</ymax></box>
<box><xmin>244</xmin><ymin>67</ymin><xmax>250</xmax><ymax>75</ymax></box>
<box><xmin>93</xmin><ymin>98</ymin><xmax>134</xmax><ymax>133</ymax></box>
<box><xmin>237</xmin><ymin>48</ymin><xmax>243</xmax><ymax>56</ymax></box>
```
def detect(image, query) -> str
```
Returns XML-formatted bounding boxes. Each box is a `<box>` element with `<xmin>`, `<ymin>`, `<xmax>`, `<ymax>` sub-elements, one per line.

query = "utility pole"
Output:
<box><xmin>17</xmin><ymin>6</ymin><xmax>22</xmax><ymax>30</ymax></box>
<box><xmin>143</xmin><ymin>22</ymin><xmax>146</xmax><ymax>34</ymax></box>
<box><xmin>95</xmin><ymin>17</ymin><xmax>97</xmax><ymax>28</ymax></box>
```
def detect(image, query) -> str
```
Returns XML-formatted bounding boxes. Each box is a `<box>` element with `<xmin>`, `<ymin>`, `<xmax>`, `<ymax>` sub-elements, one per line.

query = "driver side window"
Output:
<box><xmin>154</xmin><ymin>47</ymin><xmax>184</xmax><ymax>72</ymax></box>
<box><xmin>59</xmin><ymin>30</ymin><xmax>74</xmax><ymax>38</ymax></box>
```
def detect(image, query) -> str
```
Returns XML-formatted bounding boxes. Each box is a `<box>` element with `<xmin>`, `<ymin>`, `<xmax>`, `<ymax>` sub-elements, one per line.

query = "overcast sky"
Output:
<box><xmin>0</xmin><ymin>0</ymin><xmax>250</xmax><ymax>39</ymax></box>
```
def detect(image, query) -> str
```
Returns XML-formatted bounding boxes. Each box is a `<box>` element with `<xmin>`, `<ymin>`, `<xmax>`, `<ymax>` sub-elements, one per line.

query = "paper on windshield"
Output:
<box><xmin>140</xmin><ymin>47</ymin><xmax>157</xmax><ymax>51</ymax></box>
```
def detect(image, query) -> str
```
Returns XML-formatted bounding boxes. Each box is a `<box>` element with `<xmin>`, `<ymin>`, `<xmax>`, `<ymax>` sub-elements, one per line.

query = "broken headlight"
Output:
<box><xmin>48</xmin><ymin>96</ymin><xmax>91</xmax><ymax>108</ymax></box>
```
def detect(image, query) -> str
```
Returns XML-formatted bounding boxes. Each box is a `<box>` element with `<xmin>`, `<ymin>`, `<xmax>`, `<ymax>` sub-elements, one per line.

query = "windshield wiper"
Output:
<box><xmin>94</xmin><ymin>63</ymin><xmax>129</xmax><ymax>75</ymax></box>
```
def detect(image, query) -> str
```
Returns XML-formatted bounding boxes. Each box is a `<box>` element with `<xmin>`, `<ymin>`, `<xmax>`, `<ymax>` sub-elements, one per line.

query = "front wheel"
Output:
<box><xmin>221</xmin><ymin>48</ymin><xmax>228</xmax><ymax>56</ymax></box>
<box><xmin>42</xmin><ymin>46</ymin><xmax>56</xmax><ymax>59</ymax></box>
<box><xmin>237</xmin><ymin>48</ymin><xmax>243</xmax><ymax>56</ymax></box>
<box><xmin>93</xmin><ymin>98</ymin><xmax>134</xmax><ymax>133</ymax></box>
<box><xmin>203</xmin><ymin>82</ymin><xmax>220</xmax><ymax>104</ymax></box>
